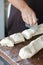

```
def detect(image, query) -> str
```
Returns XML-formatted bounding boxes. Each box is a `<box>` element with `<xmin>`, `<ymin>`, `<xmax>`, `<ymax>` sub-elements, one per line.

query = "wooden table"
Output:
<box><xmin>0</xmin><ymin>34</ymin><xmax>43</xmax><ymax>65</ymax></box>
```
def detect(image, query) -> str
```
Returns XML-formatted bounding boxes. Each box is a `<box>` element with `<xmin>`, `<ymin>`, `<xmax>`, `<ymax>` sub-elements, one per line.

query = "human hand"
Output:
<box><xmin>21</xmin><ymin>7</ymin><xmax>38</xmax><ymax>26</ymax></box>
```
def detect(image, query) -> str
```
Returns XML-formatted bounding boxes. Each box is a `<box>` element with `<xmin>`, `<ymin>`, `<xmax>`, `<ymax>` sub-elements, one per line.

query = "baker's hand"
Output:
<box><xmin>21</xmin><ymin>7</ymin><xmax>38</xmax><ymax>26</ymax></box>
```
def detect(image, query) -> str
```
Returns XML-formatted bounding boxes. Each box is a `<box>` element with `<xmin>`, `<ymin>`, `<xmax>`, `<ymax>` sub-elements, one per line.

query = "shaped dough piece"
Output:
<box><xmin>10</xmin><ymin>33</ymin><xmax>25</xmax><ymax>44</ymax></box>
<box><xmin>19</xmin><ymin>35</ymin><xmax>43</xmax><ymax>59</ymax></box>
<box><xmin>0</xmin><ymin>37</ymin><xmax>14</xmax><ymax>47</ymax></box>
<box><xmin>22</xmin><ymin>29</ymin><xmax>35</xmax><ymax>40</ymax></box>
<box><xmin>34</xmin><ymin>23</ymin><xmax>43</xmax><ymax>36</ymax></box>
<box><xmin>22</xmin><ymin>24</ymin><xmax>43</xmax><ymax>40</ymax></box>
<box><xmin>25</xmin><ymin>23</ymin><xmax>38</xmax><ymax>32</ymax></box>
<box><xmin>22</xmin><ymin>24</ymin><xmax>38</xmax><ymax>40</ymax></box>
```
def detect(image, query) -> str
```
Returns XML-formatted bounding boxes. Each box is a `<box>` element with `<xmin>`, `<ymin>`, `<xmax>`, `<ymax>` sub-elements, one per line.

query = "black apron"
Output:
<box><xmin>8</xmin><ymin>0</ymin><xmax>43</xmax><ymax>36</ymax></box>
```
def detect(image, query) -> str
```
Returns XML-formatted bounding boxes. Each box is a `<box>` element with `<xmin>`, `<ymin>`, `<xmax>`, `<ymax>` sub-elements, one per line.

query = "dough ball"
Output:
<box><xmin>22</xmin><ymin>29</ymin><xmax>35</xmax><ymax>40</ymax></box>
<box><xmin>10</xmin><ymin>33</ymin><xmax>25</xmax><ymax>44</ymax></box>
<box><xmin>0</xmin><ymin>37</ymin><xmax>14</xmax><ymax>47</ymax></box>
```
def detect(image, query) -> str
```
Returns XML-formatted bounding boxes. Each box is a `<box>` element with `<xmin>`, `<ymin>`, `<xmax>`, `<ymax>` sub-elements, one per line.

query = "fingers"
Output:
<box><xmin>32</xmin><ymin>13</ymin><xmax>38</xmax><ymax>25</ymax></box>
<box><xmin>28</xmin><ymin>13</ymin><xmax>38</xmax><ymax>26</ymax></box>
<box><xmin>22</xmin><ymin>11</ymin><xmax>38</xmax><ymax>26</ymax></box>
<box><xmin>28</xmin><ymin>14</ymin><xmax>33</xmax><ymax>26</ymax></box>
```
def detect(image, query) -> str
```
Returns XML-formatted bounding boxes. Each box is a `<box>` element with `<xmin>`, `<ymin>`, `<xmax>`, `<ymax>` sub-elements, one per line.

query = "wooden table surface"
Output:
<box><xmin>0</xmin><ymin>34</ymin><xmax>43</xmax><ymax>65</ymax></box>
